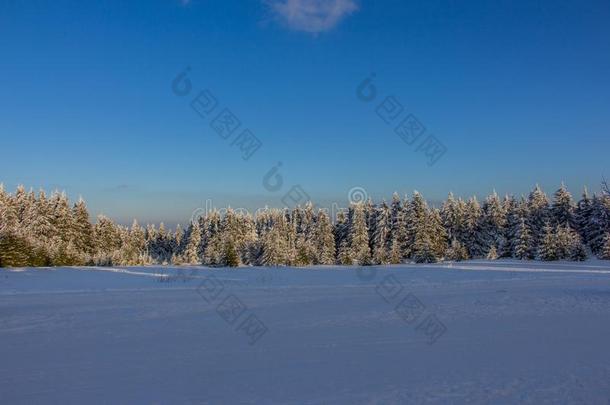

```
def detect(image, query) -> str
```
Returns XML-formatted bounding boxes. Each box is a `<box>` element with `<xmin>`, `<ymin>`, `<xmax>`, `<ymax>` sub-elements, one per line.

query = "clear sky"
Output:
<box><xmin>1</xmin><ymin>0</ymin><xmax>609</xmax><ymax>225</ymax></box>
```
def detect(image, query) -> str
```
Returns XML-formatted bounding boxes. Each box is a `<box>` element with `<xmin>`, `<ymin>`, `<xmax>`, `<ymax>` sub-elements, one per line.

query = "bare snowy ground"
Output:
<box><xmin>2</xmin><ymin>260</ymin><xmax>610</xmax><ymax>404</ymax></box>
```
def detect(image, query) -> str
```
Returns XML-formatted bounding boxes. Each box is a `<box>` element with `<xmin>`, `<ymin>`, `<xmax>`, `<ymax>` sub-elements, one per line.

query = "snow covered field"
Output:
<box><xmin>2</xmin><ymin>261</ymin><xmax>610</xmax><ymax>404</ymax></box>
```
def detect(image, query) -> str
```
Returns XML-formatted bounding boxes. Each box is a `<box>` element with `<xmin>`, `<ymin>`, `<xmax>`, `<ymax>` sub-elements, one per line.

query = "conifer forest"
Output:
<box><xmin>2</xmin><ymin>183</ymin><xmax>609</xmax><ymax>268</ymax></box>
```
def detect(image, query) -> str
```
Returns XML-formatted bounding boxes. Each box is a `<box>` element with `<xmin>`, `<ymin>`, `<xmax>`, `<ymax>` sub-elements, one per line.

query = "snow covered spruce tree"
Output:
<box><xmin>202</xmin><ymin>208</ymin><xmax>257</xmax><ymax>267</ymax></box>
<box><xmin>202</xmin><ymin>210</ymin><xmax>223</xmax><ymax>265</ymax></box>
<box><xmin>584</xmin><ymin>194</ymin><xmax>610</xmax><ymax>254</ymax></box>
<box><xmin>334</xmin><ymin>203</ymin><xmax>371</xmax><ymax>265</ymax></box>
<box><xmin>412</xmin><ymin>222</ymin><xmax>435</xmax><ymax>263</ymax></box>
<box><xmin>526</xmin><ymin>185</ymin><xmax>551</xmax><ymax>254</ymax></box>
<box><xmin>364</xmin><ymin>198</ymin><xmax>376</xmax><ymax>252</ymax></box>
<box><xmin>347</xmin><ymin>202</ymin><xmax>371</xmax><ymax>265</ymax></box>
<box><xmin>446</xmin><ymin>238</ymin><xmax>469</xmax><ymax>261</ymax></box>
<box><xmin>72</xmin><ymin>198</ymin><xmax>94</xmax><ymax>260</ymax></box>
<box><xmin>313</xmin><ymin>208</ymin><xmax>335</xmax><ymax>265</ymax></box>
<box><xmin>405</xmin><ymin>192</ymin><xmax>426</xmax><ymax>259</ymax></box>
<box><xmin>538</xmin><ymin>224</ymin><xmax>559</xmax><ymax>261</ymax></box>
<box><xmin>335</xmin><ymin>210</ymin><xmax>352</xmax><ymax>265</ymax></box>
<box><xmin>566</xmin><ymin>227</ymin><xmax>588</xmax><ymax>261</ymax></box>
<box><xmin>462</xmin><ymin>197</ymin><xmax>486</xmax><ymax>258</ymax></box>
<box><xmin>225</xmin><ymin>208</ymin><xmax>257</xmax><ymax>266</ymax></box>
<box><xmin>293</xmin><ymin>203</ymin><xmax>317</xmax><ymax>266</ymax></box>
<box><xmin>3</xmin><ymin>189</ymin><xmax>41</xmax><ymax>266</ymax></box>
<box><xmin>539</xmin><ymin>223</ymin><xmax>587</xmax><ymax>261</ymax></box>
<box><xmin>574</xmin><ymin>188</ymin><xmax>592</xmax><ymax>243</ymax></box>
<box><xmin>23</xmin><ymin>190</ymin><xmax>53</xmax><ymax>264</ymax></box>
<box><xmin>514</xmin><ymin>217</ymin><xmax>534</xmax><ymax>260</ymax></box>
<box><xmin>551</xmin><ymin>183</ymin><xmax>575</xmax><ymax>227</ymax></box>
<box><xmin>259</xmin><ymin>209</ymin><xmax>296</xmax><ymax>266</ymax></box>
<box><xmin>499</xmin><ymin>195</ymin><xmax>521</xmax><ymax>258</ymax></box>
<box><xmin>47</xmin><ymin>190</ymin><xmax>76</xmax><ymax>265</ymax></box>
<box><xmin>116</xmin><ymin>220</ymin><xmax>149</xmax><ymax>265</ymax></box>
<box><xmin>441</xmin><ymin>193</ymin><xmax>463</xmax><ymax>243</ymax></box>
<box><xmin>371</xmin><ymin>200</ymin><xmax>391</xmax><ymax>264</ymax></box>
<box><xmin>146</xmin><ymin>223</ymin><xmax>174</xmax><ymax>265</ymax></box>
<box><xmin>92</xmin><ymin>215</ymin><xmax>122</xmax><ymax>265</ymax></box>
<box><xmin>600</xmin><ymin>233</ymin><xmax>610</xmax><ymax>260</ymax></box>
<box><xmin>429</xmin><ymin>208</ymin><xmax>448</xmax><ymax>260</ymax></box>
<box><xmin>0</xmin><ymin>186</ymin><xmax>30</xmax><ymax>267</ymax></box>
<box><xmin>407</xmin><ymin>193</ymin><xmax>446</xmax><ymax>263</ymax></box>
<box><xmin>480</xmin><ymin>191</ymin><xmax>507</xmax><ymax>258</ymax></box>
<box><xmin>182</xmin><ymin>220</ymin><xmax>202</xmax><ymax>264</ymax></box>
<box><xmin>388</xmin><ymin>193</ymin><xmax>409</xmax><ymax>264</ymax></box>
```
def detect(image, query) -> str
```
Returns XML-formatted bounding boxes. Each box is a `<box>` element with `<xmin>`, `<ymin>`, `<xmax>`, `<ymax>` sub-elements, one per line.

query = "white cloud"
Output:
<box><xmin>266</xmin><ymin>0</ymin><xmax>358</xmax><ymax>33</ymax></box>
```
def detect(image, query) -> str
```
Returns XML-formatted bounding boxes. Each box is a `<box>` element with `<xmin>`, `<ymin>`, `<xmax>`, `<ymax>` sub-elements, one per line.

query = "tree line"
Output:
<box><xmin>1</xmin><ymin>183</ymin><xmax>610</xmax><ymax>268</ymax></box>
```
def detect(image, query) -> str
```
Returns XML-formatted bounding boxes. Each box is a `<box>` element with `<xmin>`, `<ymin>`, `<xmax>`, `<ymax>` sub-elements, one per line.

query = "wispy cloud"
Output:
<box><xmin>266</xmin><ymin>0</ymin><xmax>358</xmax><ymax>33</ymax></box>
<box><xmin>104</xmin><ymin>184</ymin><xmax>137</xmax><ymax>192</ymax></box>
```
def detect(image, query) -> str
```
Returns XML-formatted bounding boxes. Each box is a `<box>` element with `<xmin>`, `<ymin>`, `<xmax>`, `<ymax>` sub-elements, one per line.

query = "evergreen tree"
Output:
<box><xmin>337</xmin><ymin>239</ymin><xmax>353</xmax><ymax>265</ymax></box>
<box><xmin>145</xmin><ymin>223</ymin><xmax>157</xmax><ymax>249</ymax></box>
<box><xmin>446</xmin><ymin>238</ymin><xmax>469</xmax><ymax>261</ymax></box>
<box><xmin>117</xmin><ymin>220</ymin><xmax>148</xmax><ymax>265</ymax></box>
<box><xmin>463</xmin><ymin>197</ymin><xmax>486</xmax><ymax>258</ymax></box>
<box><xmin>261</xmin><ymin>224</ymin><xmax>286</xmax><ymax>266</ymax></box>
<box><xmin>223</xmin><ymin>239</ymin><xmax>239</xmax><ymax>267</ymax></box>
<box><xmin>500</xmin><ymin>195</ymin><xmax>520</xmax><ymax>257</ymax></box>
<box><xmin>480</xmin><ymin>191</ymin><xmax>506</xmax><ymax>254</ymax></box>
<box><xmin>412</xmin><ymin>217</ymin><xmax>437</xmax><ymax>263</ymax></box>
<box><xmin>364</xmin><ymin>198</ymin><xmax>376</xmax><ymax>250</ymax></box>
<box><xmin>567</xmin><ymin>227</ymin><xmax>587</xmax><ymax>261</ymax></box>
<box><xmin>313</xmin><ymin>209</ymin><xmax>335</xmax><ymax>264</ymax></box>
<box><xmin>183</xmin><ymin>221</ymin><xmax>202</xmax><ymax>264</ymax></box>
<box><xmin>334</xmin><ymin>211</ymin><xmax>349</xmax><ymax>263</ymax></box>
<box><xmin>0</xmin><ymin>184</ymin><xmax>18</xmax><ymax>236</ymax></box>
<box><xmin>174</xmin><ymin>224</ymin><xmax>183</xmax><ymax>251</ymax></box>
<box><xmin>440</xmin><ymin>193</ymin><xmax>463</xmax><ymax>242</ymax></box>
<box><xmin>92</xmin><ymin>215</ymin><xmax>121</xmax><ymax>265</ymax></box>
<box><xmin>293</xmin><ymin>203</ymin><xmax>316</xmax><ymax>266</ymax></box>
<box><xmin>49</xmin><ymin>191</ymin><xmax>73</xmax><ymax>244</ymax></box>
<box><xmin>553</xmin><ymin>224</ymin><xmax>585</xmax><ymax>260</ymax></box>
<box><xmin>574</xmin><ymin>188</ymin><xmax>592</xmax><ymax>240</ymax></box>
<box><xmin>599</xmin><ymin>233</ymin><xmax>610</xmax><ymax>260</ymax></box>
<box><xmin>527</xmin><ymin>185</ymin><xmax>551</xmax><ymax>250</ymax></box>
<box><xmin>486</xmin><ymin>245</ymin><xmax>498</xmax><ymax>260</ymax></box>
<box><xmin>146</xmin><ymin>224</ymin><xmax>166</xmax><ymax>264</ymax></box>
<box><xmin>371</xmin><ymin>201</ymin><xmax>391</xmax><ymax>264</ymax></box>
<box><xmin>555</xmin><ymin>225</ymin><xmax>571</xmax><ymax>259</ymax></box>
<box><xmin>0</xmin><ymin>185</ymin><xmax>26</xmax><ymax>267</ymax></box>
<box><xmin>260</xmin><ymin>209</ymin><xmax>295</xmax><ymax>266</ymax></box>
<box><xmin>72</xmin><ymin>198</ymin><xmax>94</xmax><ymax>257</ymax></box>
<box><xmin>389</xmin><ymin>193</ymin><xmax>408</xmax><ymax>260</ymax></box>
<box><xmin>538</xmin><ymin>224</ymin><xmax>559</xmax><ymax>261</ymax></box>
<box><xmin>406</xmin><ymin>192</ymin><xmax>427</xmax><ymax>258</ymax></box>
<box><xmin>13</xmin><ymin>185</ymin><xmax>28</xmax><ymax>224</ymax></box>
<box><xmin>24</xmin><ymin>190</ymin><xmax>53</xmax><ymax>250</ymax></box>
<box><xmin>219</xmin><ymin>208</ymin><xmax>256</xmax><ymax>266</ymax></box>
<box><xmin>551</xmin><ymin>183</ymin><xmax>575</xmax><ymax>227</ymax></box>
<box><xmin>585</xmin><ymin>195</ymin><xmax>610</xmax><ymax>254</ymax></box>
<box><xmin>514</xmin><ymin>218</ymin><xmax>534</xmax><ymax>260</ymax></box>
<box><xmin>203</xmin><ymin>210</ymin><xmax>223</xmax><ymax>265</ymax></box>
<box><xmin>0</xmin><ymin>232</ymin><xmax>31</xmax><ymax>267</ymax></box>
<box><xmin>284</xmin><ymin>209</ymin><xmax>297</xmax><ymax>265</ymax></box>
<box><xmin>429</xmin><ymin>208</ymin><xmax>448</xmax><ymax>259</ymax></box>
<box><xmin>347</xmin><ymin>202</ymin><xmax>371</xmax><ymax>265</ymax></box>
<box><xmin>388</xmin><ymin>237</ymin><xmax>402</xmax><ymax>264</ymax></box>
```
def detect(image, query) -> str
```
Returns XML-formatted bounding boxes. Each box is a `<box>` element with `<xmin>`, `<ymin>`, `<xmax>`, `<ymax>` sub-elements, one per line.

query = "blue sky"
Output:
<box><xmin>1</xmin><ymin>0</ymin><xmax>609</xmax><ymax>225</ymax></box>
